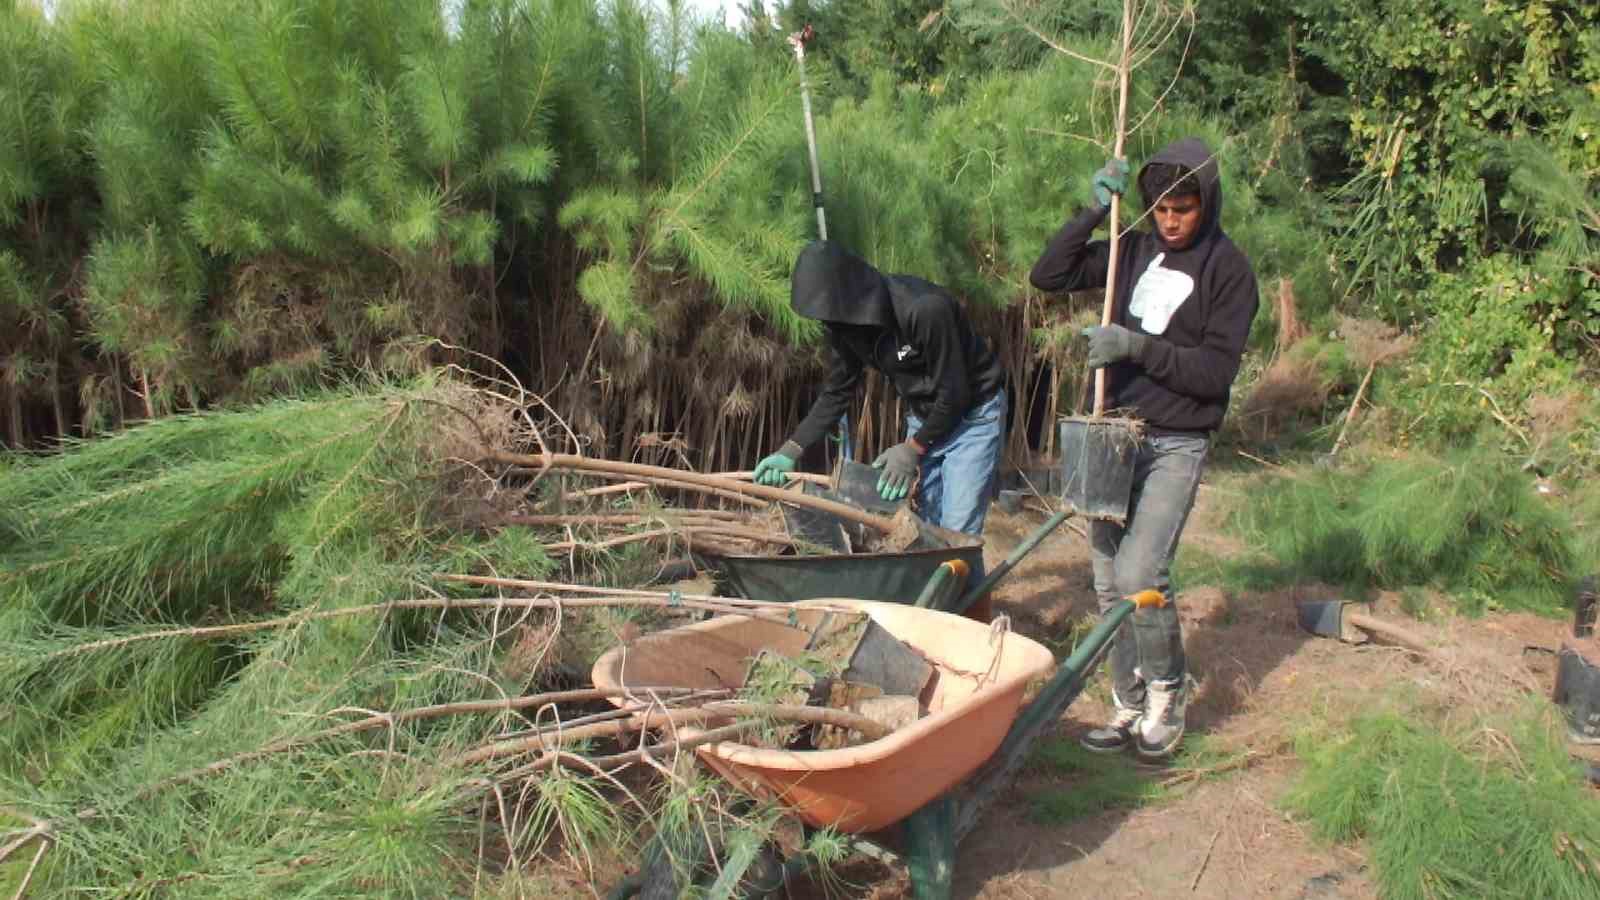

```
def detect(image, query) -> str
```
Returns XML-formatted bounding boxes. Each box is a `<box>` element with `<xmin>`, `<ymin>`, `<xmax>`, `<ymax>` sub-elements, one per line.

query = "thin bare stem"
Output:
<box><xmin>13</xmin><ymin>837</ymin><xmax>49</xmax><ymax>900</ymax></box>
<box><xmin>492</xmin><ymin>450</ymin><xmax>896</xmax><ymax>532</ymax></box>
<box><xmin>436</xmin><ymin>574</ymin><xmax>853</xmax><ymax>616</ymax></box>
<box><xmin>459</xmin><ymin>701</ymin><xmax>890</xmax><ymax>767</ymax></box>
<box><xmin>486</xmin><ymin>722</ymin><xmax>758</xmax><ymax>785</ymax></box>
<box><xmin>999</xmin><ymin>1</ymin><xmax>1117</xmax><ymax>72</ymax></box>
<box><xmin>1126</xmin><ymin>9</ymin><xmax>1196</xmax><ymax>137</ymax></box>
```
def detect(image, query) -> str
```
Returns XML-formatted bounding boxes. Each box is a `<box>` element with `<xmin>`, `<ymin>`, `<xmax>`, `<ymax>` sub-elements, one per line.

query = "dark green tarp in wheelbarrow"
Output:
<box><xmin>696</xmin><ymin>526</ymin><xmax>983</xmax><ymax>608</ymax></box>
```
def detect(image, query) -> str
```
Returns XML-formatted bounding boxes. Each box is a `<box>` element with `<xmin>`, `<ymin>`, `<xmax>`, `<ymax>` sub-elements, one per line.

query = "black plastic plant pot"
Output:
<box><xmin>1057</xmin><ymin>415</ymin><xmax>1140</xmax><ymax>524</ymax></box>
<box><xmin>1554</xmin><ymin>646</ymin><xmax>1600</xmax><ymax>745</ymax></box>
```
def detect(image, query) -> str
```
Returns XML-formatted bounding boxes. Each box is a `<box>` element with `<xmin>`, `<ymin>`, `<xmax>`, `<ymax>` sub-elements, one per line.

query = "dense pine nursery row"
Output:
<box><xmin>3</xmin><ymin>0</ymin><xmax>1598</xmax><ymax>897</ymax></box>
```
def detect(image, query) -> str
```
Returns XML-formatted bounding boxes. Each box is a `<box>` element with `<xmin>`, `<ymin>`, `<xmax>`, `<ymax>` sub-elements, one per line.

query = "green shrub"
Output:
<box><xmin>1287</xmin><ymin>704</ymin><xmax>1600</xmax><ymax>900</ymax></box>
<box><xmin>1229</xmin><ymin>448</ymin><xmax>1574</xmax><ymax>613</ymax></box>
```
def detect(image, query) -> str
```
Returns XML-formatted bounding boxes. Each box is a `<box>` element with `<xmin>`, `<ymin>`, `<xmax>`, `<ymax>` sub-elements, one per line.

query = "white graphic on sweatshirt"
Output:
<box><xmin>1127</xmin><ymin>253</ymin><xmax>1195</xmax><ymax>335</ymax></box>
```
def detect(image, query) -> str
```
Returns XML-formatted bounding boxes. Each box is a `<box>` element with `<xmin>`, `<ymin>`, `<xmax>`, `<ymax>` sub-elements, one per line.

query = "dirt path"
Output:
<box><xmin>919</xmin><ymin>493</ymin><xmax>1372</xmax><ymax>899</ymax></box>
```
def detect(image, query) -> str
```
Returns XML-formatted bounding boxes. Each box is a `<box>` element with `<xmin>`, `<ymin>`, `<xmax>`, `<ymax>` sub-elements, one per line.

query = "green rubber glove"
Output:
<box><xmin>753</xmin><ymin>441</ymin><xmax>803</xmax><ymax>486</ymax></box>
<box><xmin>872</xmin><ymin>441</ymin><xmax>922</xmax><ymax>502</ymax></box>
<box><xmin>1081</xmin><ymin>324</ymin><xmax>1148</xmax><ymax>368</ymax></box>
<box><xmin>1090</xmin><ymin>158</ymin><xmax>1129</xmax><ymax>208</ymax></box>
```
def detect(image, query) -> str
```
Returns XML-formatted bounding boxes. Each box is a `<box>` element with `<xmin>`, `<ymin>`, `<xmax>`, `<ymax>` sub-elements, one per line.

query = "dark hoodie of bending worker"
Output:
<box><xmin>1028</xmin><ymin>138</ymin><xmax>1259</xmax><ymax>433</ymax></box>
<box><xmin>785</xmin><ymin>241</ymin><xmax>1005</xmax><ymax>451</ymax></box>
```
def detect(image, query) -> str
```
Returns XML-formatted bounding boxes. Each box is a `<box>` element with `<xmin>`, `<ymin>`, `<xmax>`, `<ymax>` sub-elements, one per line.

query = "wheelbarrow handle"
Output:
<box><xmin>949</xmin><ymin>509</ymin><xmax>1077</xmax><ymax>615</ymax></box>
<box><xmin>913</xmin><ymin>559</ymin><xmax>970</xmax><ymax>610</ymax></box>
<box><xmin>904</xmin><ymin>590</ymin><xmax>1163</xmax><ymax>900</ymax></box>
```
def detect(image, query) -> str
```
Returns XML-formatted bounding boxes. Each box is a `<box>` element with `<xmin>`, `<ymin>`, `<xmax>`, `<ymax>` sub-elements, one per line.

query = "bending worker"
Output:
<box><xmin>1029</xmin><ymin>138</ymin><xmax>1259</xmax><ymax>759</ymax></box>
<box><xmin>752</xmin><ymin>241</ymin><xmax>1008</xmax><ymax>543</ymax></box>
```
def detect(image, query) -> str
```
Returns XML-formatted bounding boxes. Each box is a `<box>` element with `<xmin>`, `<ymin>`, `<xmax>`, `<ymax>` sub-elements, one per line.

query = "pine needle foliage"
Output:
<box><xmin>1228</xmin><ymin>448</ymin><xmax>1575</xmax><ymax>614</ymax></box>
<box><xmin>0</xmin><ymin>379</ymin><xmax>588</xmax><ymax>897</ymax></box>
<box><xmin>1287</xmin><ymin>702</ymin><xmax>1600</xmax><ymax>900</ymax></box>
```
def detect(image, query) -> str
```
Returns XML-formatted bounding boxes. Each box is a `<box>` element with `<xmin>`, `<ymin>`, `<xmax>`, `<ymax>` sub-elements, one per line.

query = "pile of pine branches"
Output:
<box><xmin>0</xmin><ymin>377</ymin><xmax>848</xmax><ymax>897</ymax></box>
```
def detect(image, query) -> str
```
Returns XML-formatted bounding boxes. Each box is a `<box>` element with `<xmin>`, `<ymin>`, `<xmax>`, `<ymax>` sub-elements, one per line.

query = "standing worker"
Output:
<box><xmin>1029</xmin><ymin>138</ymin><xmax>1259</xmax><ymax>759</ymax></box>
<box><xmin>752</xmin><ymin>241</ymin><xmax>1008</xmax><ymax>547</ymax></box>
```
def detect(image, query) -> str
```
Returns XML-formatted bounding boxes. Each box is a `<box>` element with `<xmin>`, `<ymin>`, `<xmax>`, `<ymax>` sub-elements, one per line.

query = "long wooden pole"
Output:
<box><xmin>489</xmin><ymin>450</ymin><xmax>897</xmax><ymax>533</ymax></box>
<box><xmin>1094</xmin><ymin>0</ymin><xmax>1135</xmax><ymax>417</ymax></box>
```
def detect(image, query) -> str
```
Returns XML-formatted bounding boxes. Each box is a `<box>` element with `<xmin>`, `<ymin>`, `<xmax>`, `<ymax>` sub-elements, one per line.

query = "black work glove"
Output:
<box><xmin>1081</xmin><ymin>324</ymin><xmax>1149</xmax><ymax>369</ymax></box>
<box><xmin>872</xmin><ymin>441</ymin><xmax>923</xmax><ymax>502</ymax></box>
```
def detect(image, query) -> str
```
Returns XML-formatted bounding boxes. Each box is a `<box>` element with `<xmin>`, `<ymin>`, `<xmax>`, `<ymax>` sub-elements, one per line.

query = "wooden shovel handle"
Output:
<box><xmin>1345</xmin><ymin>611</ymin><xmax>1432</xmax><ymax>655</ymax></box>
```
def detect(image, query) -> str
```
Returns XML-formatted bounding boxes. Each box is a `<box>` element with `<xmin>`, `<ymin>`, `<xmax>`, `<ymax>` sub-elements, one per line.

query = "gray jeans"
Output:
<box><xmin>1091</xmin><ymin>433</ymin><xmax>1208</xmax><ymax>706</ymax></box>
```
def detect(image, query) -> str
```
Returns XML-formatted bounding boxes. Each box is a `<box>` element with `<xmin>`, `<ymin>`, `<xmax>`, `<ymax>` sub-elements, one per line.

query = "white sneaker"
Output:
<box><xmin>1136</xmin><ymin>675</ymin><xmax>1194</xmax><ymax>759</ymax></box>
<box><xmin>1080</xmin><ymin>689</ymin><xmax>1143</xmax><ymax>754</ymax></box>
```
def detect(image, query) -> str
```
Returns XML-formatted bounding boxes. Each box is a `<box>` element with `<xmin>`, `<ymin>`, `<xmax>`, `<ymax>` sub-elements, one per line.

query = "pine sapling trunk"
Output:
<box><xmin>1094</xmin><ymin>0</ymin><xmax>1135</xmax><ymax>418</ymax></box>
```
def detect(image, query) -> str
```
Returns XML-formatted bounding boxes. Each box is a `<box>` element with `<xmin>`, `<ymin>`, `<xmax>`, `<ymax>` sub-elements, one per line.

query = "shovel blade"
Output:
<box><xmin>1296</xmin><ymin>599</ymin><xmax>1368</xmax><ymax>644</ymax></box>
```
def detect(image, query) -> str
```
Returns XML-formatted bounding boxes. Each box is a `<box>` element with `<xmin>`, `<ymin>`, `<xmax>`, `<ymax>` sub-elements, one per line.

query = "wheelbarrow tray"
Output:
<box><xmin>696</xmin><ymin>528</ymin><xmax>983</xmax><ymax>607</ymax></box>
<box><xmin>590</xmin><ymin>598</ymin><xmax>1054</xmax><ymax>833</ymax></box>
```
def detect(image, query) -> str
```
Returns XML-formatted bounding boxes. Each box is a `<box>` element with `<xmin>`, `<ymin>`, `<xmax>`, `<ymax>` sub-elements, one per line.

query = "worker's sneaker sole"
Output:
<box><xmin>1080</xmin><ymin>724</ymin><xmax>1138</xmax><ymax>754</ymax></box>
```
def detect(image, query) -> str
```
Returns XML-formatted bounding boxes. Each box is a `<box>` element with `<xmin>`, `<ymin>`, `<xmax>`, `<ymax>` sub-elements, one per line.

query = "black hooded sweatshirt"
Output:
<box><xmin>1028</xmin><ymin>138</ymin><xmax>1259</xmax><ymax>434</ymax></box>
<box><xmin>786</xmin><ymin>241</ymin><xmax>1005</xmax><ymax>451</ymax></box>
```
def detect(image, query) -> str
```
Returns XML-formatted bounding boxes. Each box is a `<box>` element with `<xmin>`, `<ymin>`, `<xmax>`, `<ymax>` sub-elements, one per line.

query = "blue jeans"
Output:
<box><xmin>1090</xmin><ymin>433</ymin><xmax>1208</xmax><ymax>706</ymax></box>
<box><xmin>904</xmin><ymin>389</ymin><xmax>1007</xmax><ymax>544</ymax></box>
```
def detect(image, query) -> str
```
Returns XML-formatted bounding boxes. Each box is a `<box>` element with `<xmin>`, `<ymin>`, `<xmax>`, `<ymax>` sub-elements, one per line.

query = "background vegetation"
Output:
<box><xmin>3</xmin><ymin>0</ymin><xmax>1599</xmax><ymax>895</ymax></box>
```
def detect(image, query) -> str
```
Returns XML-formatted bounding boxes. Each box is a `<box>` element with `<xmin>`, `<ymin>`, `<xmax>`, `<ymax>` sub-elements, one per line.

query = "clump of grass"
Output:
<box><xmin>1026</xmin><ymin>733</ymin><xmax>1247</xmax><ymax>825</ymax></box>
<box><xmin>1227</xmin><ymin>448</ymin><xmax>1575</xmax><ymax>614</ymax></box>
<box><xmin>1286</xmin><ymin>703</ymin><xmax>1600</xmax><ymax>899</ymax></box>
<box><xmin>1027</xmin><ymin>740</ymin><xmax>1166</xmax><ymax>824</ymax></box>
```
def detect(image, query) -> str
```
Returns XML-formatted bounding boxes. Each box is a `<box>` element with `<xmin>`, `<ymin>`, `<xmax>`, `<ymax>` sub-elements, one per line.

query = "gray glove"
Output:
<box><xmin>872</xmin><ymin>441</ymin><xmax>922</xmax><ymax>502</ymax></box>
<box><xmin>1081</xmin><ymin>324</ymin><xmax>1148</xmax><ymax>368</ymax></box>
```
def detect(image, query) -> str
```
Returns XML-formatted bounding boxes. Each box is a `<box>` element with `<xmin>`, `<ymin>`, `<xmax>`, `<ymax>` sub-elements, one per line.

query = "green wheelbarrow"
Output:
<box><xmin>600</xmin><ymin>514</ymin><xmax>1155</xmax><ymax>900</ymax></box>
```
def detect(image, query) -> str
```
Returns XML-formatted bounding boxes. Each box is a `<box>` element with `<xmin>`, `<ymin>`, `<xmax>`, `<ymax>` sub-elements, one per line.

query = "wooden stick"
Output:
<box><xmin>1191</xmin><ymin>825</ymin><xmax>1222</xmax><ymax>891</ymax></box>
<box><xmin>561</xmin><ymin>481</ymin><xmax>651</xmax><ymax>502</ymax></box>
<box><xmin>702</xmin><ymin>701</ymin><xmax>890</xmax><ymax>740</ymax></box>
<box><xmin>15</xmin><ymin>836</ymin><xmax>48</xmax><ymax>900</ymax></box>
<box><xmin>1346</xmin><ymin>611</ymin><xmax>1433</xmax><ymax>656</ymax></box>
<box><xmin>1094</xmin><ymin>0</ymin><xmax>1135</xmax><ymax>417</ymax></box>
<box><xmin>0</xmin><ymin>825</ymin><xmax>51</xmax><ymax>868</ymax></box>
<box><xmin>1329</xmin><ymin>360</ymin><xmax>1377</xmax><ymax>457</ymax></box>
<box><xmin>490</xmin><ymin>450</ymin><xmax>896</xmax><ymax>533</ymax></box>
<box><xmin>459</xmin><ymin>701</ymin><xmax>890</xmax><ymax>766</ymax></box>
<box><xmin>117</xmin><ymin>688</ymin><xmax>731</xmax><ymax>799</ymax></box>
<box><xmin>541</xmin><ymin>526</ymin><xmax>793</xmax><ymax>555</ymax></box>
<box><xmin>498</xmin><ymin>512</ymin><xmax>748</xmax><ymax>527</ymax></box>
<box><xmin>512</xmin><ymin>467</ymin><xmax>768</xmax><ymax>508</ymax></box>
<box><xmin>489</xmin><ymin>723</ymin><xmax>758</xmax><ymax>784</ymax></box>
<box><xmin>714</xmin><ymin>470</ymin><xmax>832</xmax><ymax>487</ymax></box>
<box><xmin>435</xmin><ymin>575</ymin><xmax>856</xmax><ymax>618</ymax></box>
<box><xmin>44</xmin><ymin>595</ymin><xmax>797</xmax><ymax>661</ymax></box>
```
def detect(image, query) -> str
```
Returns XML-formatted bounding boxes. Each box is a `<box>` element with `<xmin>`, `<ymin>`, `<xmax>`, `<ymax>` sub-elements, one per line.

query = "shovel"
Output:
<box><xmin>1295</xmin><ymin>599</ymin><xmax>1432</xmax><ymax>656</ymax></box>
<box><xmin>1057</xmin><ymin>3</ymin><xmax>1140</xmax><ymax>525</ymax></box>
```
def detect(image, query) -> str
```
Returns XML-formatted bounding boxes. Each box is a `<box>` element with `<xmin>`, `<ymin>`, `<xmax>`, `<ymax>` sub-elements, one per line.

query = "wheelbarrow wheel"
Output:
<box><xmin>638</xmin><ymin>826</ymin><xmax>704</xmax><ymax>900</ymax></box>
<box><xmin>638</xmin><ymin>821</ymin><xmax>788</xmax><ymax>899</ymax></box>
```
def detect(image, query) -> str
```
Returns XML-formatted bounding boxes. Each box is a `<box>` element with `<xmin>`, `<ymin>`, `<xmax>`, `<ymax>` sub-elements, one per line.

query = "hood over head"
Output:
<box><xmin>789</xmin><ymin>240</ymin><xmax>894</xmax><ymax>328</ymax></box>
<box><xmin>1138</xmin><ymin>137</ymin><xmax>1223</xmax><ymax>245</ymax></box>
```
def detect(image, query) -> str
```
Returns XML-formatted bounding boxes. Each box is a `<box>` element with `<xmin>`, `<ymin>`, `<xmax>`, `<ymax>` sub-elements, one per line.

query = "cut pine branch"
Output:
<box><xmin>539</xmin><ymin>526</ymin><xmax>794</xmax><ymax>555</ymax></box>
<box><xmin>489</xmin><ymin>450</ymin><xmax>896</xmax><ymax>533</ymax></box>
<box><xmin>39</xmin><ymin>590</ymin><xmax>824</xmax><ymax>661</ymax></box>
<box><xmin>496</xmin><ymin>511</ymin><xmax>749</xmax><ymax>527</ymax></box>
<box><xmin>458</xmin><ymin>701</ymin><xmax>889</xmax><ymax>766</ymax></box>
